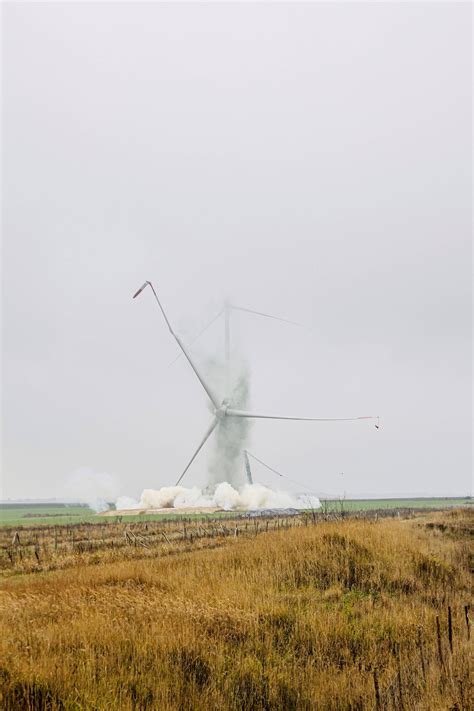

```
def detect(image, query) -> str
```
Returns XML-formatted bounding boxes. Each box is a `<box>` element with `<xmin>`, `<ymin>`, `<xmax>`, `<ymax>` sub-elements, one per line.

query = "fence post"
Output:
<box><xmin>464</xmin><ymin>605</ymin><xmax>470</xmax><ymax>641</ymax></box>
<box><xmin>447</xmin><ymin>606</ymin><xmax>453</xmax><ymax>653</ymax></box>
<box><xmin>436</xmin><ymin>616</ymin><xmax>444</xmax><ymax>668</ymax></box>
<box><xmin>373</xmin><ymin>670</ymin><xmax>381</xmax><ymax>710</ymax></box>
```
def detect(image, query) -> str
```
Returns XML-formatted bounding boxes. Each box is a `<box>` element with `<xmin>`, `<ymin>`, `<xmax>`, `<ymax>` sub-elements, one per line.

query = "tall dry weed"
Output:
<box><xmin>0</xmin><ymin>510</ymin><xmax>472</xmax><ymax>710</ymax></box>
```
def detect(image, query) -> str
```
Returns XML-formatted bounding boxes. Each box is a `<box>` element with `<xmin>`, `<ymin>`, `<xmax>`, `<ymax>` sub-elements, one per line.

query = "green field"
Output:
<box><xmin>0</xmin><ymin>497</ymin><xmax>471</xmax><ymax>528</ymax></box>
<box><xmin>0</xmin><ymin>504</ymin><xmax>98</xmax><ymax>527</ymax></box>
<box><xmin>320</xmin><ymin>497</ymin><xmax>472</xmax><ymax>512</ymax></box>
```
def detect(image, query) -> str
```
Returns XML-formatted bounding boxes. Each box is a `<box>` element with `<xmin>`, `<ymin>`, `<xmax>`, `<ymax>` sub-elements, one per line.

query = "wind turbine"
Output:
<box><xmin>133</xmin><ymin>281</ymin><xmax>379</xmax><ymax>486</ymax></box>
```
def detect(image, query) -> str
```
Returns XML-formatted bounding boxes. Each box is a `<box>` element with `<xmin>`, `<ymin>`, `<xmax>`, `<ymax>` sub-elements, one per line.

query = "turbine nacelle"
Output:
<box><xmin>215</xmin><ymin>403</ymin><xmax>230</xmax><ymax>420</ymax></box>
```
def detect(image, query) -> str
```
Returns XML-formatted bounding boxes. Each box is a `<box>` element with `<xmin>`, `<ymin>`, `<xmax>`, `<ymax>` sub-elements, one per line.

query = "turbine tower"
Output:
<box><xmin>133</xmin><ymin>281</ymin><xmax>379</xmax><ymax>486</ymax></box>
<box><xmin>244</xmin><ymin>450</ymin><xmax>253</xmax><ymax>485</ymax></box>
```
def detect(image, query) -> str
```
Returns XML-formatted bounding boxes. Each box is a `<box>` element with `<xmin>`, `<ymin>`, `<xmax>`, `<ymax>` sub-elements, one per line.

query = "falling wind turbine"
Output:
<box><xmin>133</xmin><ymin>281</ymin><xmax>380</xmax><ymax>486</ymax></box>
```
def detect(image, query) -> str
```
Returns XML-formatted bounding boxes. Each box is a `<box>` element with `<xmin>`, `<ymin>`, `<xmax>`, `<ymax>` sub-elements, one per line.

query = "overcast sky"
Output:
<box><xmin>2</xmin><ymin>2</ymin><xmax>472</xmax><ymax>501</ymax></box>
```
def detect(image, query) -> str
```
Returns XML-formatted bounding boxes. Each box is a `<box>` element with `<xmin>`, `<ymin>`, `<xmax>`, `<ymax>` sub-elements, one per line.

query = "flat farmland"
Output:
<box><xmin>0</xmin><ymin>508</ymin><xmax>472</xmax><ymax>710</ymax></box>
<box><xmin>0</xmin><ymin>497</ymin><xmax>470</xmax><ymax>527</ymax></box>
<box><xmin>0</xmin><ymin>504</ymin><xmax>97</xmax><ymax>528</ymax></box>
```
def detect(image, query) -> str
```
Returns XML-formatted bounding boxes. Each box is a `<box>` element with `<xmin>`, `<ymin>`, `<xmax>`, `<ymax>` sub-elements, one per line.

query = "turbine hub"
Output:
<box><xmin>215</xmin><ymin>403</ymin><xmax>229</xmax><ymax>420</ymax></box>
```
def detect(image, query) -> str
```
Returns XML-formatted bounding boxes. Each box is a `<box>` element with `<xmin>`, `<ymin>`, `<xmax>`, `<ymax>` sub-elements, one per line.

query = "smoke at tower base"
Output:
<box><xmin>116</xmin><ymin>482</ymin><xmax>320</xmax><ymax>512</ymax></box>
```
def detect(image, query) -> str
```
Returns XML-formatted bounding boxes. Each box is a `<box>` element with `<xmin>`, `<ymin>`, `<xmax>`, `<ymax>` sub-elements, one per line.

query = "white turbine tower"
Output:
<box><xmin>133</xmin><ymin>281</ymin><xmax>379</xmax><ymax>486</ymax></box>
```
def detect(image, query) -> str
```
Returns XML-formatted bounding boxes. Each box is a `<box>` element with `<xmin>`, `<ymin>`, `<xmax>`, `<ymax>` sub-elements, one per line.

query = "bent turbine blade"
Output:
<box><xmin>226</xmin><ymin>408</ymin><xmax>379</xmax><ymax>423</ymax></box>
<box><xmin>132</xmin><ymin>280</ymin><xmax>221</xmax><ymax>409</ymax></box>
<box><xmin>175</xmin><ymin>418</ymin><xmax>219</xmax><ymax>486</ymax></box>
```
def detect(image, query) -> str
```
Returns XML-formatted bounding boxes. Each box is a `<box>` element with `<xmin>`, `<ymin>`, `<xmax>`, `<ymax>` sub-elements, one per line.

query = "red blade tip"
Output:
<box><xmin>132</xmin><ymin>282</ymin><xmax>148</xmax><ymax>299</ymax></box>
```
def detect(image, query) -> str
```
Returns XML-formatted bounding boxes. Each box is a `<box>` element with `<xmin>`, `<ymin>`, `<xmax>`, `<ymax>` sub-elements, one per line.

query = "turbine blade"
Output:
<box><xmin>168</xmin><ymin>308</ymin><xmax>224</xmax><ymax>367</ymax></box>
<box><xmin>145</xmin><ymin>281</ymin><xmax>173</xmax><ymax>332</ymax></box>
<box><xmin>133</xmin><ymin>280</ymin><xmax>221</xmax><ymax>408</ymax></box>
<box><xmin>227</xmin><ymin>408</ymin><xmax>379</xmax><ymax>423</ymax></box>
<box><xmin>132</xmin><ymin>282</ymin><xmax>149</xmax><ymax>299</ymax></box>
<box><xmin>231</xmin><ymin>305</ymin><xmax>303</xmax><ymax>328</ymax></box>
<box><xmin>175</xmin><ymin>418</ymin><xmax>218</xmax><ymax>486</ymax></box>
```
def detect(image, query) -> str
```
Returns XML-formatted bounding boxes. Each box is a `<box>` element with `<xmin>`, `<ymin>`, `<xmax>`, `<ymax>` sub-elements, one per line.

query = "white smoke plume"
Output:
<box><xmin>63</xmin><ymin>467</ymin><xmax>120</xmax><ymax>512</ymax></box>
<box><xmin>115</xmin><ymin>495</ymin><xmax>142</xmax><ymax>510</ymax></box>
<box><xmin>115</xmin><ymin>482</ymin><xmax>320</xmax><ymax>512</ymax></box>
<box><xmin>206</xmin><ymin>356</ymin><xmax>252</xmax><ymax>488</ymax></box>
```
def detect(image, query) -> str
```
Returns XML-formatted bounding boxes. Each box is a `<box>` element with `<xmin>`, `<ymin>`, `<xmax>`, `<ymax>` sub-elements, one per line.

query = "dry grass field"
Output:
<box><xmin>0</xmin><ymin>509</ymin><xmax>472</xmax><ymax>710</ymax></box>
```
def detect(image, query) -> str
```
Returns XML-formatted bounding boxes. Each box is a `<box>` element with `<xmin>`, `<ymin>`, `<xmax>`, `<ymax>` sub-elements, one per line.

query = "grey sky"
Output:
<box><xmin>2</xmin><ymin>2</ymin><xmax>472</xmax><ymax>501</ymax></box>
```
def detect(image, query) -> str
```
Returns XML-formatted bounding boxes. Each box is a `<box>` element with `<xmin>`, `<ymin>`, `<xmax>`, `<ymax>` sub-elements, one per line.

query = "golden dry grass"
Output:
<box><xmin>0</xmin><ymin>509</ymin><xmax>472</xmax><ymax>710</ymax></box>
